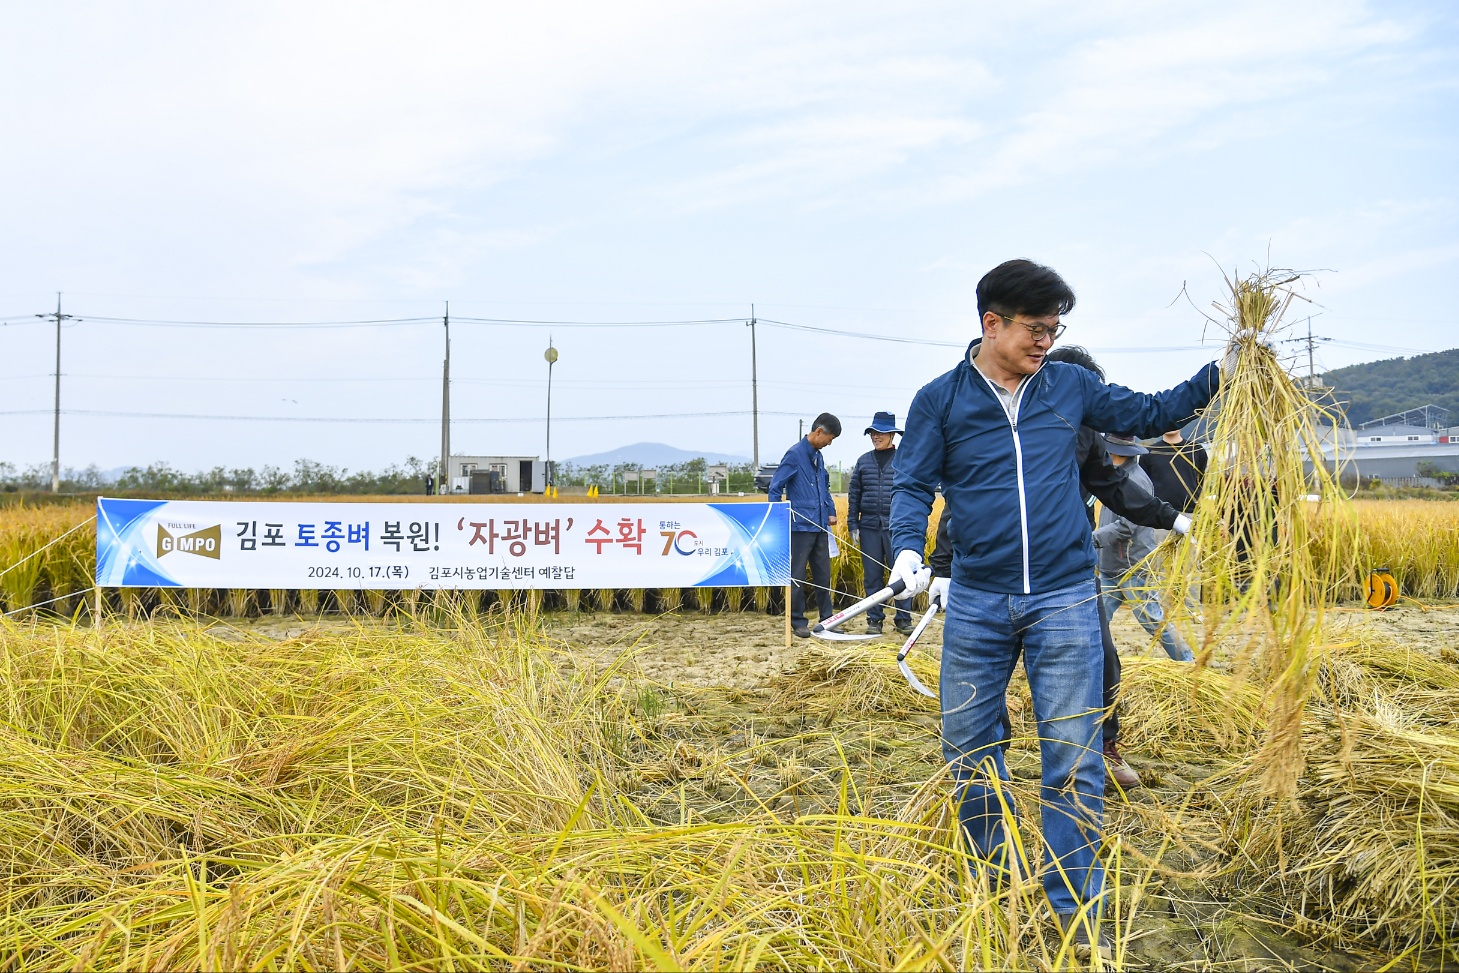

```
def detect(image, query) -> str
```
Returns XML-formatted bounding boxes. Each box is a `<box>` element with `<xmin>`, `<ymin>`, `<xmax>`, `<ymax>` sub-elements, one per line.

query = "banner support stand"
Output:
<box><xmin>94</xmin><ymin>587</ymin><xmax>103</xmax><ymax>631</ymax></box>
<box><xmin>784</xmin><ymin>584</ymin><xmax>791</xmax><ymax>648</ymax></box>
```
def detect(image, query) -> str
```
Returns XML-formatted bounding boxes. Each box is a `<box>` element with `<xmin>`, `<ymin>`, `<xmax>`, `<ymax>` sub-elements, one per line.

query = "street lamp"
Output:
<box><xmin>544</xmin><ymin>340</ymin><xmax>558</xmax><ymax>490</ymax></box>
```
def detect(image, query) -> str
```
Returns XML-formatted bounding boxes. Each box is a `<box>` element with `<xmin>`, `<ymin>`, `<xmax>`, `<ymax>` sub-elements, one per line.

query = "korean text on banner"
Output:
<box><xmin>95</xmin><ymin>499</ymin><xmax>792</xmax><ymax>590</ymax></box>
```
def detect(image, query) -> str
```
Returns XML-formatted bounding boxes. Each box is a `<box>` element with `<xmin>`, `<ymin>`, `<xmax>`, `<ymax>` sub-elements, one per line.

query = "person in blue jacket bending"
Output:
<box><xmin>767</xmin><ymin>413</ymin><xmax>841</xmax><ymax>638</ymax></box>
<box><xmin>887</xmin><ymin>259</ymin><xmax>1222</xmax><ymax>959</ymax></box>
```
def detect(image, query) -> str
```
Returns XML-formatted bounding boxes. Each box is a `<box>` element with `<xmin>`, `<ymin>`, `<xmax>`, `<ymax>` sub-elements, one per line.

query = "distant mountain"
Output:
<box><xmin>563</xmin><ymin>442</ymin><xmax>750</xmax><ymax>468</ymax></box>
<box><xmin>1323</xmin><ymin>348</ymin><xmax>1459</xmax><ymax>426</ymax></box>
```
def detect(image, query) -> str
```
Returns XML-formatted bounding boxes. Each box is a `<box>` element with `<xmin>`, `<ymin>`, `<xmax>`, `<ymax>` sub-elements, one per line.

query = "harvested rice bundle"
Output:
<box><xmin>767</xmin><ymin>646</ymin><xmax>939</xmax><ymax>719</ymax></box>
<box><xmin>1159</xmin><ymin>267</ymin><xmax>1358</xmax><ymax>796</ymax></box>
<box><xmin>1219</xmin><ymin>714</ymin><xmax>1459</xmax><ymax>957</ymax></box>
<box><xmin>1116</xmin><ymin>657</ymin><xmax>1263</xmax><ymax>759</ymax></box>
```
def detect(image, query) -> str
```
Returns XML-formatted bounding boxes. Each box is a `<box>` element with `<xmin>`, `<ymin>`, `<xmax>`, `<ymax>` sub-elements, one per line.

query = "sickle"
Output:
<box><xmin>896</xmin><ymin>603</ymin><xmax>940</xmax><ymax>698</ymax></box>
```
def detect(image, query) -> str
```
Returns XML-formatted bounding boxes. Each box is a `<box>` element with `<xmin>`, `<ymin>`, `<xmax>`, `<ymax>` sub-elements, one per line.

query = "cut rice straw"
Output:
<box><xmin>1158</xmin><ymin>265</ymin><xmax>1359</xmax><ymax>798</ymax></box>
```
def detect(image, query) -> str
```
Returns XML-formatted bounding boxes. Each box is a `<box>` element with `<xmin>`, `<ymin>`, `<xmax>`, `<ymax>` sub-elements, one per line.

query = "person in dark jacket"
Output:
<box><xmin>1094</xmin><ymin>434</ymin><xmax>1195</xmax><ymax>663</ymax></box>
<box><xmin>848</xmin><ymin>411</ymin><xmax>913</xmax><ymax>635</ymax></box>
<box><xmin>767</xmin><ymin>413</ymin><xmax>841</xmax><ymax>637</ymax></box>
<box><xmin>926</xmin><ymin>345</ymin><xmax>1190</xmax><ymax>791</ymax></box>
<box><xmin>1143</xmin><ymin>428</ymin><xmax>1208</xmax><ymax>512</ymax></box>
<box><xmin>888</xmin><ymin>259</ymin><xmax>1222</xmax><ymax>949</ymax></box>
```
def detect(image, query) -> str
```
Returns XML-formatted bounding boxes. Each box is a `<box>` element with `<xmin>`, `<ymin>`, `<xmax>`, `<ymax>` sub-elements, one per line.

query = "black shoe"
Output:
<box><xmin>866</xmin><ymin>621</ymin><xmax>883</xmax><ymax>635</ymax></box>
<box><xmin>792</xmin><ymin>625</ymin><xmax>812</xmax><ymax>639</ymax></box>
<box><xmin>893</xmin><ymin>619</ymin><xmax>914</xmax><ymax>635</ymax></box>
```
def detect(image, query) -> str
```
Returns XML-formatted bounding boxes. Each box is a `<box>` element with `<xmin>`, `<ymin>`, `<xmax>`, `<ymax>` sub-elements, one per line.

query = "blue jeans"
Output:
<box><xmin>1098</xmin><ymin>569</ymin><xmax>1194</xmax><ymax>662</ymax></box>
<box><xmin>942</xmin><ymin>578</ymin><xmax>1106</xmax><ymax>914</ymax></box>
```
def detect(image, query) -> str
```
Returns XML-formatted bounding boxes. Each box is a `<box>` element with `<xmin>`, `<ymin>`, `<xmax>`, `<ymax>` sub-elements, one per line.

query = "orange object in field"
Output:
<box><xmin>1365</xmin><ymin>567</ymin><xmax>1398</xmax><ymax>610</ymax></box>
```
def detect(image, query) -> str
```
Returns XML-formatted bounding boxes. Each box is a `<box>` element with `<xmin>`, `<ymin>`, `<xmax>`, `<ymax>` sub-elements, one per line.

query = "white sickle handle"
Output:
<box><xmin>896</xmin><ymin>602</ymin><xmax>940</xmax><ymax>664</ymax></box>
<box><xmin>897</xmin><ymin>603</ymin><xmax>940</xmax><ymax>698</ymax></box>
<box><xmin>811</xmin><ymin>578</ymin><xmax>907</xmax><ymax>633</ymax></box>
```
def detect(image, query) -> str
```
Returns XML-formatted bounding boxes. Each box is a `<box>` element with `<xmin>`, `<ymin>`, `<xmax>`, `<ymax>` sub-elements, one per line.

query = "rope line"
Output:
<box><xmin>3</xmin><ymin>586</ymin><xmax>96</xmax><ymax>617</ymax></box>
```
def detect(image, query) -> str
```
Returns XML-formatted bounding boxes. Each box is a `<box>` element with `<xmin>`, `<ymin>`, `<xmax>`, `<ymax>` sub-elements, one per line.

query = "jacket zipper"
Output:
<box><xmin>969</xmin><ymin>348</ymin><xmax>1040</xmax><ymax>594</ymax></box>
<box><xmin>1008</xmin><ymin>380</ymin><xmax>1032</xmax><ymax>594</ymax></box>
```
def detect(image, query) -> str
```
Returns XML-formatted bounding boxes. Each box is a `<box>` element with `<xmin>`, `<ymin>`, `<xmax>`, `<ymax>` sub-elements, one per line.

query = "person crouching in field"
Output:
<box><xmin>1093</xmin><ymin>435</ymin><xmax>1195</xmax><ymax>663</ymax></box>
<box><xmin>767</xmin><ymin>413</ymin><xmax>840</xmax><ymax>639</ymax></box>
<box><xmin>888</xmin><ymin>259</ymin><xmax>1221</xmax><ymax>958</ymax></box>
<box><xmin>847</xmin><ymin>411</ymin><xmax>913</xmax><ymax>635</ymax></box>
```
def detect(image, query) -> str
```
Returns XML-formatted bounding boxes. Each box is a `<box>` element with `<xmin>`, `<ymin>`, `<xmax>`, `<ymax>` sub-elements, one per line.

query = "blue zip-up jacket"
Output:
<box><xmin>891</xmin><ymin>339</ymin><xmax>1219</xmax><ymax>594</ymax></box>
<box><xmin>847</xmin><ymin>447</ymin><xmax>896</xmax><ymax>532</ymax></box>
<box><xmin>767</xmin><ymin>437</ymin><xmax>834</xmax><ymax>533</ymax></box>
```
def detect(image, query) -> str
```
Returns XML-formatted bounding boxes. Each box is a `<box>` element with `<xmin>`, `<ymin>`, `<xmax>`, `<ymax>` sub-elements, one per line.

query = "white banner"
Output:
<box><xmin>96</xmin><ymin>498</ymin><xmax>792</xmax><ymax>590</ymax></box>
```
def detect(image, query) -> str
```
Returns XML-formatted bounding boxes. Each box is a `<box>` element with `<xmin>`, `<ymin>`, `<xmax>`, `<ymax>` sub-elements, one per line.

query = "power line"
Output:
<box><xmin>77</xmin><ymin>314</ymin><xmax>438</xmax><ymax>329</ymax></box>
<box><xmin>0</xmin><ymin>408</ymin><xmax>807</xmax><ymax>424</ymax></box>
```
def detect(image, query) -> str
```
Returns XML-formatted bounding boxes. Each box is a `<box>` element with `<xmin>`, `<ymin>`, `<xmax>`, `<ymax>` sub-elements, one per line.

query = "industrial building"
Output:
<box><xmin>1314</xmin><ymin>406</ymin><xmax>1459</xmax><ymax>484</ymax></box>
<box><xmin>446</xmin><ymin>455</ymin><xmax>549</xmax><ymax>494</ymax></box>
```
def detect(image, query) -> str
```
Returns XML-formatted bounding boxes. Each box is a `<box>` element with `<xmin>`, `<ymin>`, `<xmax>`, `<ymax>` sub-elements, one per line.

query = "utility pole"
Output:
<box><xmin>1280</xmin><ymin>317</ymin><xmax>1329</xmax><ymax>389</ymax></box>
<box><xmin>440</xmin><ymin>302</ymin><xmax>451</xmax><ymax>493</ymax></box>
<box><xmin>36</xmin><ymin>293</ymin><xmax>75</xmax><ymax>493</ymax></box>
<box><xmin>748</xmin><ymin>305</ymin><xmax>759</xmax><ymax>472</ymax></box>
<box><xmin>544</xmin><ymin>338</ymin><xmax>558</xmax><ymax>490</ymax></box>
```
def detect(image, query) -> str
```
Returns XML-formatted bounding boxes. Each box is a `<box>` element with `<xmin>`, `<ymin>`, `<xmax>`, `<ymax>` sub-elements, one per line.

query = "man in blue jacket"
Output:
<box><xmin>848</xmin><ymin>411</ymin><xmax>913</xmax><ymax>635</ymax></box>
<box><xmin>767</xmin><ymin>413</ymin><xmax>841</xmax><ymax>638</ymax></box>
<box><xmin>888</xmin><ymin>259</ymin><xmax>1221</xmax><ymax>955</ymax></box>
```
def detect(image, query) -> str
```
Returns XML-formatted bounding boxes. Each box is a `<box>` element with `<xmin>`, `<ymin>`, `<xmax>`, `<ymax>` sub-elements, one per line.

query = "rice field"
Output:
<box><xmin>2</xmin><ymin>450</ymin><xmax>1458</xmax><ymax>965</ymax></box>
<box><xmin>0</xmin><ymin>600</ymin><xmax>1455</xmax><ymax>969</ymax></box>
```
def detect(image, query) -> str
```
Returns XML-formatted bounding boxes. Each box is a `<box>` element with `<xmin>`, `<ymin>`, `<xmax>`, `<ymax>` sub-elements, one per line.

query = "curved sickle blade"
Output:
<box><xmin>896</xmin><ymin>603</ymin><xmax>940</xmax><ymax>698</ymax></box>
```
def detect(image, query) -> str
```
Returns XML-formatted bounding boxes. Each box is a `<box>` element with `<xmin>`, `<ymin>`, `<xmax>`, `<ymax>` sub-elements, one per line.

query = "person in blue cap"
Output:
<box><xmin>847</xmin><ymin>412</ymin><xmax>913</xmax><ymax>634</ymax></box>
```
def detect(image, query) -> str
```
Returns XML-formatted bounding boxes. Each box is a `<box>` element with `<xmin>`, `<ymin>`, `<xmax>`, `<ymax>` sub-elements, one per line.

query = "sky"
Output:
<box><xmin>2</xmin><ymin>0</ymin><xmax>1456</xmax><ymax>476</ymax></box>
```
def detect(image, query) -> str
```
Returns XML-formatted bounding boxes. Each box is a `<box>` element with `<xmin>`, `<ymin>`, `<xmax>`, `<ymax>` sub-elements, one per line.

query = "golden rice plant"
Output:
<box><xmin>692</xmin><ymin>586</ymin><xmax>713</xmax><ymax>613</ymax></box>
<box><xmin>562</xmin><ymin>587</ymin><xmax>582</xmax><ymax>612</ymax></box>
<box><xmin>295</xmin><ymin>587</ymin><xmax>320</xmax><ymax>615</ymax></box>
<box><xmin>1158</xmin><ymin>266</ymin><xmax>1359</xmax><ymax>795</ymax></box>
<box><xmin>224</xmin><ymin>587</ymin><xmax>254</xmax><ymax>617</ymax></box>
<box><xmin>595</xmin><ymin>587</ymin><xmax>615</xmax><ymax>613</ymax></box>
<box><xmin>628</xmin><ymin>586</ymin><xmax>647</xmax><ymax>613</ymax></box>
<box><xmin>364</xmin><ymin>588</ymin><xmax>388</xmax><ymax>615</ymax></box>
<box><xmin>0</xmin><ymin>613</ymin><xmax>1120</xmax><ymax>971</ymax></box>
<box><xmin>1310</xmin><ymin>500</ymin><xmax>1459</xmax><ymax>601</ymax></box>
<box><xmin>657</xmin><ymin>587</ymin><xmax>681</xmax><ymax>614</ymax></box>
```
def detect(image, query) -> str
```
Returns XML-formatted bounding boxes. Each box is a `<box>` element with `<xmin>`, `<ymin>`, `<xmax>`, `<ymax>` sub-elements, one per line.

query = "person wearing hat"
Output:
<box><xmin>847</xmin><ymin>412</ymin><xmax>913</xmax><ymax>634</ymax></box>
<box><xmin>1093</xmin><ymin>434</ymin><xmax>1195</xmax><ymax>662</ymax></box>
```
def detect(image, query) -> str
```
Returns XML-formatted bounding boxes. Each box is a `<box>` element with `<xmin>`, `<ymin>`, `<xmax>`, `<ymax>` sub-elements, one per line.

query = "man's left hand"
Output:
<box><xmin>828</xmin><ymin>514</ymin><xmax>838</xmax><ymax>526</ymax></box>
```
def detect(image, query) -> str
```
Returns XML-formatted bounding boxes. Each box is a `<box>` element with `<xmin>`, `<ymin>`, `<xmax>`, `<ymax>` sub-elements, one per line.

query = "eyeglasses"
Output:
<box><xmin>998</xmin><ymin>313</ymin><xmax>1066</xmax><ymax>341</ymax></box>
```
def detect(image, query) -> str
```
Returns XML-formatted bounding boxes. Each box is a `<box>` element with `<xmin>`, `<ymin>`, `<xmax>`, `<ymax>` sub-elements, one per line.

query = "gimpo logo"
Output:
<box><xmin>157</xmin><ymin>523</ymin><xmax>222</xmax><ymax>560</ymax></box>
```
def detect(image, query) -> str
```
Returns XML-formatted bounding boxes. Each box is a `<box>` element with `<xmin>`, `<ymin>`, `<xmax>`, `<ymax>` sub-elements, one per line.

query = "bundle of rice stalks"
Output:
<box><xmin>1320</xmin><ymin>633</ymin><xmax>1459</xmax><ymax>728</ymax></box>
<box><xmin>1116</xmin><ymin>657</ymin><xmax>1264</xmax><ymax>759</ymax></box>
<box><xmin>1159</xmin><ymin>266</ymin><xmax>1359</xmax><ymax>795</ymax></box>
<box><xmin>1216</xmin><ymin>712</ymin><xmax>1459</xmax><ymax>959</ymax></box>
<box><xmin>767</xmin><ymin>647</ymin><xmax>939</xmax><ymax>720</ymax></box>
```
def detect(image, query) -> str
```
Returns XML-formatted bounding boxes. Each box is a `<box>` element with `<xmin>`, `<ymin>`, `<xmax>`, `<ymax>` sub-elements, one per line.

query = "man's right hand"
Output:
<box><xmin>890</xmin><ymin>550</ymin><xmax>932</xmax><ymax>597</ymax></box>
<box><xmin>928</xmin><ymin>576</ymin><xmax>951</xmax><ymax>611</ymax></box>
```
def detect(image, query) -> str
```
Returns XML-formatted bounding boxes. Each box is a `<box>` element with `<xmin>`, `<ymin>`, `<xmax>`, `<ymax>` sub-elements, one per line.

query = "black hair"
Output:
<box><xmin>1045</xmin><ymin>344</ymin><xmax>1104</xmax><ymax>381</ymax></box>
<box><xmin>975</xmin><ymin>259</ymin><xmax>1076</xmax><ymax>319</ymax></box>
<box><xmin>812</xmin><ymin>413</ymin><xmax>842</xmax><ymax>437</ymax></box>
